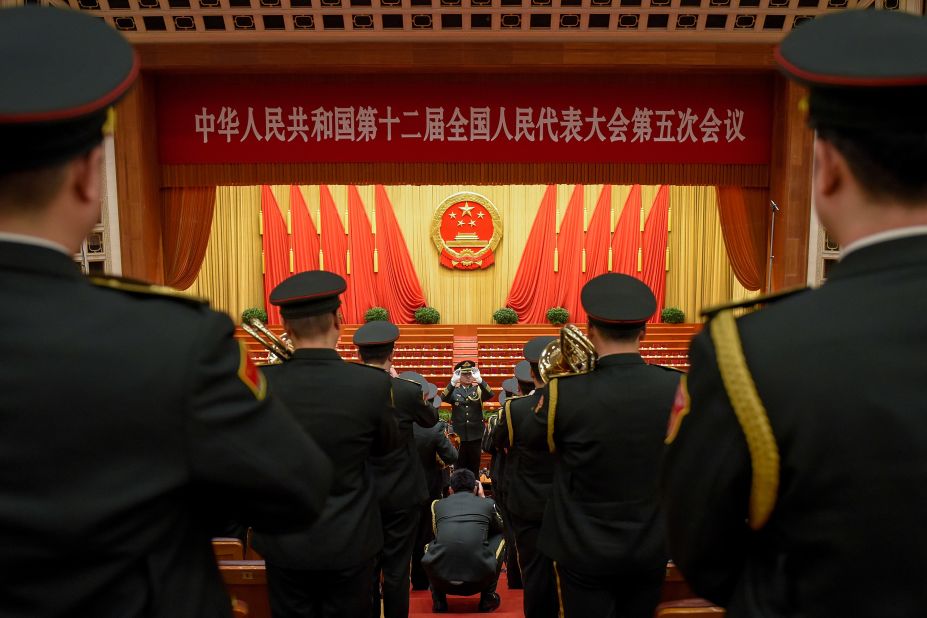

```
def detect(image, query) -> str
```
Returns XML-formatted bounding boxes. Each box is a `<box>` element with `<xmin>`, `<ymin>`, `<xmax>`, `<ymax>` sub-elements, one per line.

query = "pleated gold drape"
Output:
<box><xmin>665</xmin><ymin>186</ymin><xmax>758</xmax><ymax>321</ymax></box>
<box><xmin>184</xmin><ymin>185</ymin><xmax>263</xmax><ymax>320</ymax></box>
<box><xmin>186</xmin><ymin>184</ymin><xmax>755</xmax><ymax>323</ymax></box>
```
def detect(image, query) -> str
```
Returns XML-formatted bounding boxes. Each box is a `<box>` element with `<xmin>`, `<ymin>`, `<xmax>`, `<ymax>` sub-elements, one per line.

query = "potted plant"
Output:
<box><xmin>493</xmin><ymin>307</ymin><xmax>518</xmax><ymax>325</ymax></box>
<box><xmin>661</xmin><ymin>307</ymin><xmax>685</xmax><ymax>324</ymax></box>
<box><xmin>546</xmin><ymin>306</ymin><xmax>569</xmax><ymax>326</ymax></box>
<box><xmin>241</xmin><ymin>306</ymin><xmax>268</xmax><ymax>324</ymax></box>
<box><xmin>414</xmin><ymin>306</ymin><xmax>441</xmax><ymax>325</ymax></box>
<box><xmin>364</xmin><ymin>307</ymin><xmax>390</xmax><ymax>322</ymax></box>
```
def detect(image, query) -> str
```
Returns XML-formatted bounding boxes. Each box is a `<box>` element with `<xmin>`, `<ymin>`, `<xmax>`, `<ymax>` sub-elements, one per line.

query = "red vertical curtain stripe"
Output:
<box><xmin>641</xmin><ymin>185</ymin><xmax>670</xmax><ymax>323</ymax></box>
<box><xmin>375</xmin><ymin>185</ymin><xmax>427</xmax><ymax>324</ymax></box>
<box><xmin>716</xmin><ymin>186</ymin><xmax>769</xmax><ymax>292</ymax></box>
<box><xmin>161</xmin><ymin>186</ymin><xmax>216</xmax><ymax>290</ymax></box>
<box><xmin>506</xmin><ymin>185</ymin><xmax>557</xmax><ymax>324</ymax></box>
<box><xmin>345</xmin><ymin>186</ymin><xmax>378</xmax><ymax>323</ymax></box>
<box><xmin>579</xmin><ymin>185</ymin><xmax>614</xmax><ymax>323</ymax></box>
<box><xmin>554</xmin><ymin>185</ymin><xmax>585</xmax><ymax>323</ymax></box>
<box><xmin>261</xmin><ymin>185</ymin><xmax>290</xmax><ymax>325</ymax></box>
<box><xmin>290</xmin><ymin>185</ymin><xmax>320</xmax><ymax>273</ymax></box>
<box><xmin>318</xmin><ymin>185</ymin><xmax>349</xmax><ymax>318</ymax></box>
<box><xmin>611</xmin><ymin>184</ymin><xmax>642</xmax><ymax>277</ymax></box>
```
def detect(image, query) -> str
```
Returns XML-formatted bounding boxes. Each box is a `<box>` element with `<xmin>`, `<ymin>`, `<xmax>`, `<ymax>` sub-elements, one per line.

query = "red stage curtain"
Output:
<box><xmin>290</xmin><ymin>185</ymin><xmax>320</xmax><ymax>273</ymax></box>
<box><xmin>716</xmin><ymin>186</ymin><xmax>769</xmax><ymax>292</ymax></box>
<box><xmin>611</xmin><ymin>184</ymin><xmax>642</xmax><ymax>277</ymax></box>
<box><xmin>261</xmin><ymin>185</ymin><xmax>290</xmax><ymax>325</ymax></box>
<box><xmin>345</xmin><ymin>186</ymin><xmax>378</xmax><ymax>323</ymax></box>
<box><xmin>554</xmin><ymin>185</ymin><xmax>585</xmax><ymax>323</ymax></box>
<box><xmin>375</xmin><ymin>185</ymin><xmax>427</xmax><ymax>324</ymax></box>
<box><xmin>319</xmin><ymin>185</ymin><xmax>349</xmax><ymax>318</ymax></box>
<box><xmin>641</xmin><ymin>185</ymin><xmax>670</xmax><ymax>323</ymax></box>
<box><xmin>161</xmin><ymin>186</ymin><xmax>216</xmax><ymax>290</ymax></box>
<box><xmin>581</xmin><ymin>185</ymin><xmax>613</xmax><ymax>323</ymax></box>
<box><xmin>506</xmin><ymin>185</ymin><xmax>557</xmax><ymax>324</ymax></box>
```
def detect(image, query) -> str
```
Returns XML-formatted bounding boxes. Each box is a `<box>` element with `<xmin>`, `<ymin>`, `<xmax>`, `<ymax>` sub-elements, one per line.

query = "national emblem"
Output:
<box><xmin>431</xmin><ymin>192</ymin><xmax>503</xmax><ymax>270</ymax></box>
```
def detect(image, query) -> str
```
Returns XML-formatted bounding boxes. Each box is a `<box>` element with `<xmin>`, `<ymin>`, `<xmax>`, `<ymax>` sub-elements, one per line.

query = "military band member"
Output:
<box><xmin>539</xmin><ymin>274</ymin><xmax>681</xmax><ymax>618</ymax></box>
<box><xmin>661</xmin><ymin>12</ymin><xmax>927</xmax><ymax>617</ymax></box>
<box><xmin>354</xmin><ymin>322</ymin><xmax>438</xmax><ymax>618</ymax></box>
<box><xmin>252</xmin><ymin>271</ymin><xmax>400</xmax><ymax>618</ymax></box>
<box><xmin>441</xmin><ymin>360</ymin><xmax>493</xmax><ymax>476</ymax></box>
<box><xmin>492</xmin><ymin>338</ymin><xmax>558</xmax><ymax>618</ymax></box>
<box><xmin>0</xmin><ymin>8</ymin><xmax>336</xmax><ymax>618</ymax></box>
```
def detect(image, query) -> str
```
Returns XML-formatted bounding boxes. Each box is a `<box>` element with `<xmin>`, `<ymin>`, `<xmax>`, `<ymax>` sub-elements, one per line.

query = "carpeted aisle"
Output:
<box><xmin>408</xmin><ymin>588</ymin><xmax>525</xmax><ymax>617</ymax></box>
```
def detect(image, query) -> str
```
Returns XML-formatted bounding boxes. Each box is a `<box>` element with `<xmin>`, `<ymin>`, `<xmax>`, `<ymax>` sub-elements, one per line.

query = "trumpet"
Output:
<box><xmin>242</xmin><ymin>317</ymin><xmax>294</xmax><ymax>362</ymax></box>
<box><xmin>539</xmin><ymin>323</ymin><xmax>598</xmax><ymax>383</ymax></box>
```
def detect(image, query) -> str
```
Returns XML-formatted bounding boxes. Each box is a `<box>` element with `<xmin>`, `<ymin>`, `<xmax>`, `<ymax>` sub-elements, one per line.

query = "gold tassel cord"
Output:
<box><xmin>637</xmin><ymin>247</ymin><xmax>642</xmax><ymax>273</ymax></box>
<box><xmin>553</xmin><ymin>247</ymin><xmax>559</xmax><ymax>273</ymax></box>
<box><xmin>259</xmin><ymin>210</ymin><xmax>263</xmax><ymax>236</ymax></box>
<box><xmin>319</xmin><ymin>249</ymin><xmax>324</xmax><ymax>270</ymax></box>
<box><xmin>344</xmin><ymin>208</ymin><xmax>349</xmax><ymax>235</ymax></box>
<box><xmin>289</xmin><ymin>248</ymin><xmax>294</xmax><ymax>273</ymax></box>
<box><xmin>346</xmin><ymin>249</ymin><xmax>351</xmax><ymax>275</ymax></box>
<box><xmin>373</xmin><ymin>248</ymin><xmax>379</xmax><ymax>273</ymax></box>
<box><xmin>607</xmin><ymin>246</ymin><xmax>613</xmax><ymax>271</ymax></box>
<box><xmin>286</xmin><ymin>208</ymin><xmax>292</xmax><ymax>235</ymax></box>
<box><xmin>581</xmin><ymin>248</ymin><xmax>587</xmax><ymax>273</ymax></box>
<box><xmin>665</xmin><ymin>246</ymin><xmax>670</xmax><ymax>272</ymax></box>
<box><xmin>639</xmin><ymin>206</ymin><xmax>645</xmax><ymax>233</ymax></box>
<box><xmin>261</xmin><ymin>250</ymin><xmax>265</xmax><ymax>275</ymax></box>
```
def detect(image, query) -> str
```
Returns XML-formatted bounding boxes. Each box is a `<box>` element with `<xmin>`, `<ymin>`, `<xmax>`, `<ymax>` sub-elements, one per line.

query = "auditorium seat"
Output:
<box><xmin>220</xmin><ymin>560</ymin><xmax>271</xmax><ymax>618</ymax></box>
<box><xmin>212</xmin><ymin>537</ymin><xmax>244</xmax><ymax>562</ymax></box>
<box><xmin>232</xmin><ymin>598</ymin><xmax>249</xmax><ymax>618</ymax></box>
<box><xmin>661</xmin><ymin>562</ymin><xmax>697</xmax><ymax>602</ymax></box>
<box><xmin>656</xmin><ymin>599</ymin><xmax>726</xmax><ymax>616</ymax></box>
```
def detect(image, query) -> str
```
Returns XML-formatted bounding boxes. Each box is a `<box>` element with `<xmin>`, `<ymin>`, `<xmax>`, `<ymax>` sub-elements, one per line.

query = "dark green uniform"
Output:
<box><xmin>0</xmin><ymin>242</ymin><xmax>334</xmax><ymax>618</ymax></box>
<box><xmin>540</xmin><ymin>354</ymin><xmax>681</xmax><ymax>618</ymax></box>
<box><xmin>493</xmin><ymin>389</ymin><xmax>557</xmax><ymax>618</ymax></box>
<box><xmin>253</xmin><ymin>351</ymin><xmax>399</xmax><ymax>617</ymax></box>
<box><xmin>442</xmin><ymin>380</ymin><xmax>493</xmax><ymax>475</ymax></box>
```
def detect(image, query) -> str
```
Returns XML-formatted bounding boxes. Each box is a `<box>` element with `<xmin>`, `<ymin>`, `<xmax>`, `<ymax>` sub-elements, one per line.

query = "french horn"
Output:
<box><xmin>538</xmin><ymin>324</ymin><xmax>598</xmax><ymax>383</ymax></box>
<box><xmin>242</xmin><ymin>317</ymin><xmax>294</xmax><ymax>363</ymax></box>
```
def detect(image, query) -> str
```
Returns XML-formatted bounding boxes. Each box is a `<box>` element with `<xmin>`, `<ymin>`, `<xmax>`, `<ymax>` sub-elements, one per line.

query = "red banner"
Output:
<box><xmin>156</xmin><ymin>73</ymin><xmax>772</xmax><ymax>165</ymax></box>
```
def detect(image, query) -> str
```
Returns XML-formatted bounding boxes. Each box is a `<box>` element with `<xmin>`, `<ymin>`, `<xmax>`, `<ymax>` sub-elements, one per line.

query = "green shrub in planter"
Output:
<box><xmin>364</xmin><ymin>307</ymin><xmax>390</xmax><ymax>322</ymax></box>
<box><xmin>661</xmin><ymin>307</ymin><xmax>685</xmax><ymax>324</ymax></box>
<box><xmin>414</xmin><ymin>306</ymin><xmax>441</xmax><ymax>324</ymax></box>
<box><xmin>546</xmin><ymin>306</ymin><xmax>569</xmax><ymax>326</ymax></box>
<box><xmin>493</xmin><ymin>307</ymin><xmax>518</xmax><ymax>325</ymax></box>
<box><xmin>241</xmin><ymin>306</ymin><xmax>268</xmax><ymax>324</ymax></box>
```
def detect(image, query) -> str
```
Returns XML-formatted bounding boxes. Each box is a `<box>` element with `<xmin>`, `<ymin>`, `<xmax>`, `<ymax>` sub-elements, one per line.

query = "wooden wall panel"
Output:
<box><xmin>114</xmin><ymin>73</ymin><xmax>164</xmax><ymax>282</ymax></box>
<box><xmin>768</xmin><ymin>74</ymin><xmax>813</xmax><ymax>291</ymax></box>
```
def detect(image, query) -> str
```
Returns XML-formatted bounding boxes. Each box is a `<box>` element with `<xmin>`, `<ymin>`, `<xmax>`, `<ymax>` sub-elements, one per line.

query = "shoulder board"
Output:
<box><xmin>88</xmin><ymin>275</ymin><xmax>209</xmax><ymax>307</ymax></box>
<box><xmin>355</xmin><ymin>362</ymin><xmax>387</xmax><ymax>373</ymax></box>
<box><xmin>549</xmin><ymin>369</ymin><xmax>592</xmax><ymax>381</ymax></box>
<box><xmin>394</xmin><ymin>376</ymin><xmax>423</xmax><ymax>387</ymax></box>
<box><xmin>505</xmin><ymin>393</ymin><xmax>534</xmax><ymax>404</ymax></box>
<box><xmin>700</xmin><ymin>286</ymin><xmax>808</xmax><ymax>320</ymax></box>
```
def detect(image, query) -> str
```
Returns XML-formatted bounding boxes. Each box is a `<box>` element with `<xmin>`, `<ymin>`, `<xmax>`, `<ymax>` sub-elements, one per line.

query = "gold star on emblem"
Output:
<box><xmin>458</xmin><ymin>203</ymin><xmax>475</xmax><ymax>218</ymax></box>
<box><xmin>449</xmin><ymin>212</ymin><xmax>456</xmax><ymax>219</ymax></box>
<box><xmin>468</xmin><ymin>220</ymin><xmax>477</xmax><ymax>227</ymax></box>
<box><xmin>457</xmin><ymin>220</ymin><xmax>464</xmax><ymax>227</ymax></box>
<box><xmin>477</xmin><ymin>211</ymin><xmax>485</xmax><ymax>219</ymax></box>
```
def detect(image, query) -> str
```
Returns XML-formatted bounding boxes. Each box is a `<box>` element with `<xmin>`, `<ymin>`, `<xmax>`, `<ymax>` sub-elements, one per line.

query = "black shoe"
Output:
<box><xmin>478</xmin><ymin>593</ymin><xmax>501</xmax><ymax>612</ymax></box>
<box><xmin>432</xmin><ymin>595</ymin><xmax>449</xmax><ymax>613</ymax></box>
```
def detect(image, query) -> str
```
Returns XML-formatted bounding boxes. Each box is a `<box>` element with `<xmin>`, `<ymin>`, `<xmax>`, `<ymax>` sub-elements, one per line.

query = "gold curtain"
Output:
<box><xmin>665</xmin><ymin>186</ymin><xmax>758</xmax><ymax>321</ymax></box>
<box><xmin>184</xmin><ymin>185</ymin><xmax>263</xmax><ymax>320</ymax></box>
<box><xmin>186</xmin><ymin>184</ymin><xmax>754</xmax><ymax>323</ymax></box>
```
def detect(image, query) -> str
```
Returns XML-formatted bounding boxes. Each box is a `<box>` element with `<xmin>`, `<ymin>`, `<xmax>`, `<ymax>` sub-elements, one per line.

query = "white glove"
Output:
<box><xmin>451</xmin><ymin>369</ymin><xmax>461</xmax><ymax>387</ymax></box>
<box><xmin>472</xmin><ymin>368</ymin><xmax>482</xmax><ymax>384</ymax></box>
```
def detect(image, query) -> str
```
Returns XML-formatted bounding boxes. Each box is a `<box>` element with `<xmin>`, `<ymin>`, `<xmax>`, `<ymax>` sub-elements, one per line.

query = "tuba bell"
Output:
<box><xmin>539</xmin><ymin>324</ymin><xmax>598</xmax><ymax>383</ymax></box>
<box><xmin>242</xmin><ymin>317</ymin><xmax>294</xmax><ymax>363</ymax></box>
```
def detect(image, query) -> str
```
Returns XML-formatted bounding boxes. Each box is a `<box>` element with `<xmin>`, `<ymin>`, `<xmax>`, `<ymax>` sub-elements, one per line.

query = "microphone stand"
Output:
<box><xmin>766</xmin><ymin>200</ymin><xmax>780</xmax><ymax>293</ymax></box>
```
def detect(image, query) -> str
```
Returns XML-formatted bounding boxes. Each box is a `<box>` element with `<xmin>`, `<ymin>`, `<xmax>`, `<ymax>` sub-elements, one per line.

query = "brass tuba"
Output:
<box><xmin>242</xmin><ymin>317</ymin><xmax>294</xmax><ymax>363</ymax></box>
<box><xmin>539</xmin><ymin>324</ymin><xmax>598</xmax><ymax>383</ymax></box>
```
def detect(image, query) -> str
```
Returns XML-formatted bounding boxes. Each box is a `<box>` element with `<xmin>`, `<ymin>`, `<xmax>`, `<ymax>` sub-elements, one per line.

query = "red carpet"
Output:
<box><xmin>409</xmin><ymin>587</ymin><xmax>525</xmax><ymax>617</ymax></box>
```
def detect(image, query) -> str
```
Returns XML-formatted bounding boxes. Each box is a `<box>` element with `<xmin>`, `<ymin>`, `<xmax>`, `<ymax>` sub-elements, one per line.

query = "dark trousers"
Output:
<box><xmin>496</xmin><ymin>500</ymin><xmax>522</xmax><ymax>589</ymax></box>
<box><xmin>508</xmin><ymin>512</ymin><xmax>556</xmax><ymax>618</ymax></box>
<box><xmin>553</xmin><ymin>562</ymin><xmax>664</xmax><ymax>618</ymax></box>
<box><xmin>456</xmin><ymin>439</ymin><xmax>482</xmax><ymax>476</ymax></box>
<box><xmin>410</xmin><ymin>502</ymin><xmax>435</xmax><ymax>590</ymax></box>
<box><xmin>372</xmin><ymin>508</ymin><xmax>420</xmax><ymax>618</ymax></box>
<box><xmin>267</xmin><ymin>559</ymin><xmax>375</xmax><ymax>618</ymax></box>
<box><xmin>428</xmin><ymin>534</ymin><xmax>504</xmax><ymax>604</ymax></box>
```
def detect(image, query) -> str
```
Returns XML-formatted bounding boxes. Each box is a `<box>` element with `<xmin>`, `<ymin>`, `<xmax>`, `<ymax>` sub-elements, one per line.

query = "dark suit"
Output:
<box><xmin>252</xmin><ymin>350</ymin><xmax>399</xmax><ymax>618</ymax></box>
<box><xmin>369</xmin><ymin>376</ymin><xmax>437</xmax><ymax>618</ymax></box>
<box><xmin>0</xmin><ymin>241</ymin><xmax>333</xmax><ymax>618</ymax></box>
<box><xmin>662</xmin><ymin>234</ymin><xmax>927</xmax><ymax>618</ymax></box>
<box><xmin>482</xmin><ymin>410</ymin><xmax>521</xmax><ymax>589</ymax></box>
<box><xmin>442</xmin><ymin>380</ymin><xmax>493</xmax><ymax>475</ymax></box>
<box><xmin>494</xmin><ymin>389</ymin><xmax>557</xmax><ymax>618</ymax></box>
<box><xmin>411</xmin><ymin>421</ymin><xmax>458</xmax><ymax>590</ymax></box>
<box><xmin>421</xmin><ymin>492</ymin><xmax>505</xmax><ymax>603</ymax></box>
<box><xmin>540</xmin><ymin>354</ymin><xmax>681</xmax><ymax>618</ymax></box>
